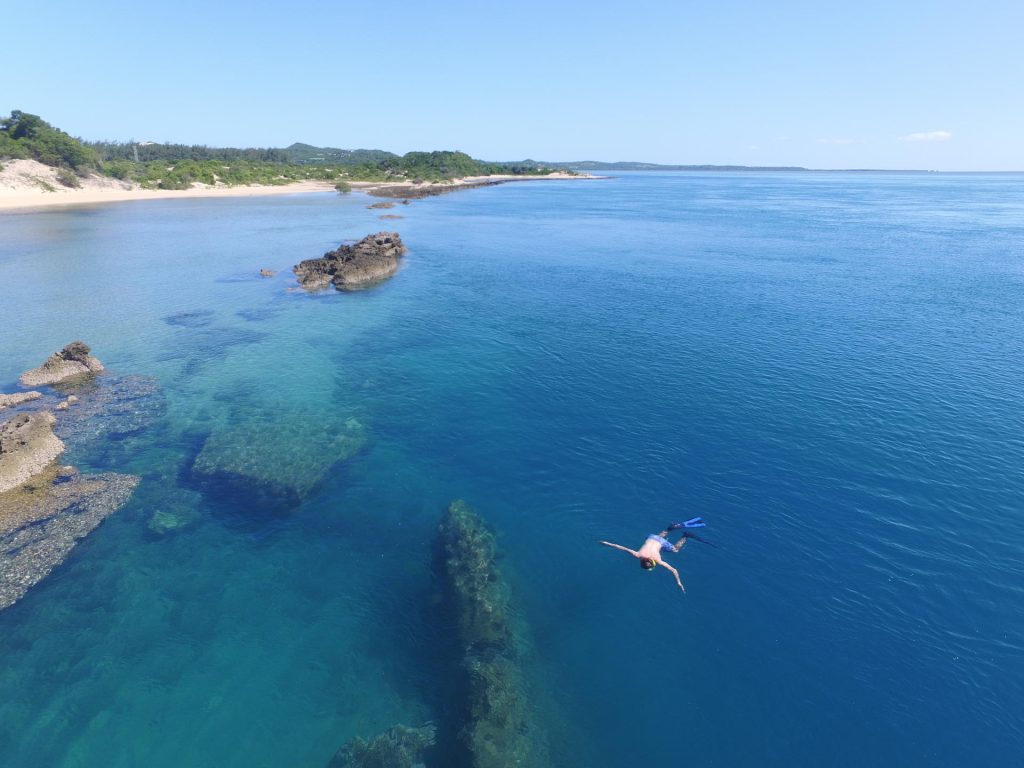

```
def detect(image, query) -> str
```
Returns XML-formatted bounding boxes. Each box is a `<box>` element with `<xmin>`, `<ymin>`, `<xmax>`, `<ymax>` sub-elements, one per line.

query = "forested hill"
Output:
<box><xmin>282</xmin><ymin>143</ymin><xmax>398</xmax><ymax>166</ymax></box>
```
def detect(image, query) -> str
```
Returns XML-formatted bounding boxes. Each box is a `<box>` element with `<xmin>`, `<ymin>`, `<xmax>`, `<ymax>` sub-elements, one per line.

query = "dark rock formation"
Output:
<box><xmin>366</xmin><ymin>180</ymin><xmax>507</xmax><ymax>200</ymax></box>
<box><xmin>367</xmin><ymin>201</ymin><xmax>396</xmax><ymax>209</ymax></box>
<box><xmin>191</xmin><ymin>414</ymin><xmax>367</xmax><ymax>508</ymax></box>
<box><xmin>19</xmin><ymin>341</ymin><xmax>105</xmax><ymax>387</ymax></box>
<box><xmin>0</xmin><ymin>392</ymin><xmax>42</xmax><ymax>410</ymax></box>
<box><xmin>0</xmin><ymin>466</ymin><xmax>139</xmax><ymax>610</ymax></box>
<box><xmin>0</xmin><ymin>412</ymin><xmax>65</xmax><ymax>494</ymax></box>
<box><xmin>327</xmin><ymin>724</ymin><xmax>436</xmax><ymax>768</ymax></box>
<box><xmin>437</xmin><ymin>500</ymin><xmax>548</xmax><ymax>768</ymax></box>
<box><xmin>294</xmin><ymin>233</ymin><xmax>407</xmax><ymax>291</ymax></box>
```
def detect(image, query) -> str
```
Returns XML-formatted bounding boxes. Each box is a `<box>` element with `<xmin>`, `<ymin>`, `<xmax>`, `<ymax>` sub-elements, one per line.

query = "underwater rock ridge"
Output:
<box><xmin>324</xmin><ymin>500</ymin><xmax>549</xmax><ymax>768</ymax></box>
<box><xmin>294</xmin><ymin>232</ymin><xmax>407</xmax><ymax>291</ymax></box>
<box><xmin>437</xmin><ymin>499</ymin><xmax>549</xmax><ymax>768</ymax></box>
<box><xmin>327</xmin><ymin>723</ymin><xmax>436</xmax><ymax>768</ymax></box>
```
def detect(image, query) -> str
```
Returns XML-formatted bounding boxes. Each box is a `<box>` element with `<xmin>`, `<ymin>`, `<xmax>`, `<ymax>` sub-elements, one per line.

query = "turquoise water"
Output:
<box><xmin>1</xmin><ymin>173</ymin><xmax>1023</xmax><ymax>767</ymax></box>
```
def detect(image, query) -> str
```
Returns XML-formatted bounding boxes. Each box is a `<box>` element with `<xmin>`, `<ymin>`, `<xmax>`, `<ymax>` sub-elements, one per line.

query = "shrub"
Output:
<box><xmin>334</xmin><ymin>179</ymin><xmax>351</xmax><ymax>194</ymax></box>
<box><xmin>55</xmin><ymin>167</ymin><xmax>81</xmax><ymax>188</ymax></box>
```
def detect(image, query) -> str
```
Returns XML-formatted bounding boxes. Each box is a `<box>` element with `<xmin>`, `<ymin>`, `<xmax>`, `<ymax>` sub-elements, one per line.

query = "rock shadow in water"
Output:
<box><xmin>163</xmin><ymin>309</ymin><xmax>216</xmax><ymax>328</ymax></box>
<box><xmin>236</xmin><ymin>306</ymin><xmax>284</xmax><ymax>323</ymax></box>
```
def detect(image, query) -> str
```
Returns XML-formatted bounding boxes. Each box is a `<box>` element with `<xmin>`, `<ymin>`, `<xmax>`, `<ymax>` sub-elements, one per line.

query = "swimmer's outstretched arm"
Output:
<box><xmin>659</xmin><ymin>561</ymin><xmax>686</xmax><ymax>594</ymax></box>
<box><xmin>599</xmin><ymin>541</ymin><xmax>639</xmax><ymax>557</ymax></box>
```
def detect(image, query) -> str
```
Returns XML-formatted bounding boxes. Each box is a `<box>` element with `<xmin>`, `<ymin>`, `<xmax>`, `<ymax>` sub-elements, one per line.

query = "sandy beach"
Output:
<box><xmin>0</xmin><ymin>160</ymin><xmax>594</xmax><ymax>212</ymax></box>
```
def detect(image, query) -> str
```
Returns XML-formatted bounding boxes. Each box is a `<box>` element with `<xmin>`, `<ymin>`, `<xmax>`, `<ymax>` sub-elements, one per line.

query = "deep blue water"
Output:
<box><xmin>1</xmin><ymin>172</ymin><xmax>1022</xmax><ymax>767</ymax></box>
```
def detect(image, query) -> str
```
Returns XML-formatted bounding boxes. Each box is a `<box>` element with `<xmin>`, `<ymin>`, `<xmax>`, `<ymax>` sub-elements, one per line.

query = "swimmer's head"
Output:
<box><xmin>640</xmin><ymin>557</ymin><xmax>657</xmax><ymax>571</ymax></box>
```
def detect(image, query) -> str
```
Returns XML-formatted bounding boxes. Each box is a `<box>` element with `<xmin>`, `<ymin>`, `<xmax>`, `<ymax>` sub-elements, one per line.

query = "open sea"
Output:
<box><xmin>1</xmin><ymin>171</ymin><xmax>1022</xmax><ymax>767</ymax></box>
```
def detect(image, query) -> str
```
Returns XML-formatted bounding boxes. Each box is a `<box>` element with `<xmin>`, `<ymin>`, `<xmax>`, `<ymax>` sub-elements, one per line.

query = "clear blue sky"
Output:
<box><xmin>4</xmin><ymin>0</ymin><xmax>1022</xmax><ymax>170</ymax></box>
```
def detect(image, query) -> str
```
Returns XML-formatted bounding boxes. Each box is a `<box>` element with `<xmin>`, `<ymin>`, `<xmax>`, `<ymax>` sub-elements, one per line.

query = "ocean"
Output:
<box><xmin>0</xmin><ymin>171</ymin><xmax>1021</xmax><ymax>767</ymax></box>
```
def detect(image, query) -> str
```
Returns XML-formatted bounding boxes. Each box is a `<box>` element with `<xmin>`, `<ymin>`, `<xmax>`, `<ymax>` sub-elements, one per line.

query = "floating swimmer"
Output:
<box><xmin>600</xmin><ymin>517</ymin><xmax>716</xmax><ymax>594</ymax></box>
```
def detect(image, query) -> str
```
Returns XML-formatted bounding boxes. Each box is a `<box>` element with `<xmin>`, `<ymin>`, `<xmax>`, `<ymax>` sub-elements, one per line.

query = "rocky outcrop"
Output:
<box><xmin>327</xmin><ymin>724</ymin><xmax>436</xmax><ymax>768</ymax></box>
<box><xmin>0</xmin><ymin>392</ymin><xmax>42</xmax><ymax>410</ymax></box>
<box><xmin>191</xmin><ymin>414</ymin><xmax>367</xmax><ymax>508</ymax></box>
<box><xmin>366</xmin><ymin>180</ymin><xmax>505</xmax><ymax>199</ymax></box>
<box><xmin>0</xmin><ymin>467</ymin><xmax>139</xmax><ymax>611</ymax></box>
<box><xmin>294</xmin><ymin>233</ymin><xmax>406</xmax><ymax>291</ymax></box>
<box><xmin>19</xmin><ymin>341</ymin><xmax>104</xmax><ymax>387</ymax></box>
<box><xmin>437</xmin><ymin>500</ymin><xmax>548</xmax><ymax>768</ymax></box>
<box><xmin>0</xmin><ymin>412</ymin><xmax>65</xmax><ymax>494</ymax></box>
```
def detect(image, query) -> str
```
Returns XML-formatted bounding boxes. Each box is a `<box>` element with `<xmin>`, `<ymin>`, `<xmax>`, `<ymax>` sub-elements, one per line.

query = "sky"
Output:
<box><xmin>3</xmin><ymin>0</ymin><xmax>1023</xmax><ymax>170</ymax></box>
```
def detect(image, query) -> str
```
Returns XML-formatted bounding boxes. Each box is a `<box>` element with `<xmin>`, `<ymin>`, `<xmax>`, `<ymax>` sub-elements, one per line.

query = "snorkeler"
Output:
<box><xmin>600</xmin><ymin>517</ymin><xmax>716</xmax><ymax>594</ymax></box>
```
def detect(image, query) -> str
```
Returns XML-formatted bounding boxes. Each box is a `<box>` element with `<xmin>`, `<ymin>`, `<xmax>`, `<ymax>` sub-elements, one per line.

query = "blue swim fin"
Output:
<box><xmin>683</xmin><ymin>516</ymin><xmax>706</xmax><ymax>528</ymax></box>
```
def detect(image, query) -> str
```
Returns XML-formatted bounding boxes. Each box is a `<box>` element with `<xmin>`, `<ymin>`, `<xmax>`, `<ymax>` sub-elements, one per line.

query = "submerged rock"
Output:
<box><xmin>327</xmin><ymin>723</ymin><xmax>436</xmax><ymax>768</ymax></box>
<box><xmin>148</xmin><ymin>505</ymin><xmax>202</xmax><ymax>536</ymax></box>
<box><xmin>19</xmin><ymin>341</ymin><xmax>105</xmax><ymax>387</ymax></box>
<box><xmin>294</xmin><ymin>232</ymin><xmax>407</xmax><ymax>291</ymax></box>
<box><xmin>191</xmin><ymin>415</ymin><xmax>367</xmax><ymax>508</ymax></box>
<box><xmin>437</xmin><ymin>500</ymin><xmax>548</xmax><ymax>768</ymax></box>
<box><xmin>52</xmin><ymin>374</ymin><xmax>165</xmax><ymax>449</ymax></box>
<box><xmin>0</xmin><ymin>467</ymin><xmax>139</xmax><ymax>611</ymax></box>
<box><xmin>259</xmin><ymin>268</ymin><xmax>276</xmax><ymax>277</ymax></box>
<box><xmin>0</xmin><ymin>412</ymin><xmax>65</xmax><ymax>494</ymax></box>
<box><xmin>0</xmin><ymin>392</ymin><xmax>42</xmax><ymax>410</ymax></box>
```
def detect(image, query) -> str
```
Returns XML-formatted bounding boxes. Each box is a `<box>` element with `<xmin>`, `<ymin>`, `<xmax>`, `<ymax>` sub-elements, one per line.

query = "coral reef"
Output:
<box><xmin>327</xmin><ymin>724</ymin><xmax>436</xmax><ymax>768</ymax></box>
<box><xmin>294</xmin><ymin>232</ymin><xmax>407</xmax><ymax>291</ymax></box>
<box><xmin>18</xmin><ymin>341</ymin><xmax>105</xmax><ymax>387</ymax></box>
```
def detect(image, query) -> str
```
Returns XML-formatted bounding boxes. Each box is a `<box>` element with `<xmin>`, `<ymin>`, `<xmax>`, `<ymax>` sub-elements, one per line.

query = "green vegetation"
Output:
<box><xmin>0</xmin><ymin>110</ymin><xmax>563</xmax><ymax>192</ymax></box>
<box><xmin>0</xmin><ymin>111</ymin><xmax>99</xmax><ymax>173</ymax></box>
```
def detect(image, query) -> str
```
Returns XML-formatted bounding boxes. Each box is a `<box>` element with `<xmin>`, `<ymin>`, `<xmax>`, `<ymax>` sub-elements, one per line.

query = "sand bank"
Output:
<box><xmin>0</xmin><ymin>160</ymin><xmax>597</xmax><ymax>212</ymax></box>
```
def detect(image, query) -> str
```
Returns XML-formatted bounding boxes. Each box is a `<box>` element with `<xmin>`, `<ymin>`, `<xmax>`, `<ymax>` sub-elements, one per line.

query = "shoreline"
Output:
<box><xmin>0</xmin><ymin>168</ymin><xmax>599</xmax><ymax>213</ymax></box>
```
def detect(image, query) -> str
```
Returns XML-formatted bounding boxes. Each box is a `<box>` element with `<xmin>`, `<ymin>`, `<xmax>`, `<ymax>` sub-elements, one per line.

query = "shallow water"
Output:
<box><xmin>1</xmin><ymin>173</ymin><xmax>1023</xmax><ymax>767</ymax></box>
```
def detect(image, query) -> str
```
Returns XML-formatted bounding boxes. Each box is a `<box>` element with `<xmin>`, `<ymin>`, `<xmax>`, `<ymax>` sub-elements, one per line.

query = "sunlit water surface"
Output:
<box><xmin>1</xmin><ymin>172</ymin><xmax>1022</xmax><ymax>767</ymax></box>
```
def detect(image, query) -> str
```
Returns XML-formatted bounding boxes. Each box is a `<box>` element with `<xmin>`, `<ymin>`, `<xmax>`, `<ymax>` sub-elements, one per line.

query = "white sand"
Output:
<box><xmin>0</xmin><ymin>160</ymin><xmax>598</xmax><ymax>212</ymax></box>
<box><xmin>0</xmin><ymin>159</ymin><xmax>337</xmax><ymax>212</ymax></box>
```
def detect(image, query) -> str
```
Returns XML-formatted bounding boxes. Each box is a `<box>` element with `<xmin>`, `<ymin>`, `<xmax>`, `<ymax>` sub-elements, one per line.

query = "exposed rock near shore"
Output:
<box><xmin>191</xmin><ymin>414</ymin><xmax>367</xmax><ymax>508</ymax></box>
<box><xmin>437</xmin><ymin>500</ymin><xmax>548</xmax><ymax>768</ymax></box>
<box><xmin>0</xmin><ymin>412</ymin><xmax>65</xmax><ymax>494</ymax></box>
<box><xmin>0</xmin><ymin>467</ymin><xmax>139</xmax><ymax>611</ymax></box>
<box><xmin>293</xmin><ymin>233</ymin><xmax>407</xmax><ymax>291</ymax></box>
<box><xmin>366</xmin><ymin>180</ymin><xmax>506</xmax><ymax>200</ymax></box>
<box><xmin>19</xmin><ymin>341</ymin><xmax>105</xmax><ymax>387</ymax></box>
<box><xmin>327</xmin><ymin>724</ymin><xmax>436</xmax><ymax>768</ymax></box>
<box><xmin>0</xmin><ymin>392</ymin><xmax>42</xmax><ymax>410</ymax></box>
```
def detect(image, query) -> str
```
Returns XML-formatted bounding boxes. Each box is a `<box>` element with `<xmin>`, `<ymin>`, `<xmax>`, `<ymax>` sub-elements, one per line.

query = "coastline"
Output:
<box><xmin>0</xmin><ymin>163</ymin><xmax>597</xmax><ymax>213</ymax></box>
